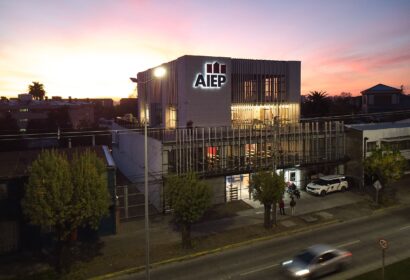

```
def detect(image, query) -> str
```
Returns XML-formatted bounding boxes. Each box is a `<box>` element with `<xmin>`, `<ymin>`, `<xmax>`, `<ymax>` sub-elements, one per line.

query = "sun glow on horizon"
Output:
<box><xmin>0</xmin><ymin>0</ymin><xmax>409</xmax><ymax>99</ymax></box>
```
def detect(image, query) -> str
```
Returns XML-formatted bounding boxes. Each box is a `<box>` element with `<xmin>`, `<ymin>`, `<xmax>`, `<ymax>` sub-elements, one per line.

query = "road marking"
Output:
<box><xmin>256</xmin><ymin>211</ymin><xmax>263</xmax><ymax>214</ymax></box>
<box><xmin>240</xmin><ymin>263</ymin><xmax>279</xmax><ymax>276</ymax></box>
<box><xmin>336</xmin><ymin>240</ymin><xmax>361</xmax><ymax>247</ymax></box>
<box><xmin>399</xmin><ymin>225</ymin><xmax>410</xmax><ymax>231</ymax></box>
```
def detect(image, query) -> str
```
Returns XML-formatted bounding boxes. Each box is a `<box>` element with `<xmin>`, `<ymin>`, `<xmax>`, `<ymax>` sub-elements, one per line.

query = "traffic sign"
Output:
<box><xmin>373</xmin><ymin>180</ymin><xmax>382</xmax><ymax>190</ymax></box>
<box><xmin>379</xmin><ymin>238</ymin><xmax>388</xmax><ymax>249</ymax></box>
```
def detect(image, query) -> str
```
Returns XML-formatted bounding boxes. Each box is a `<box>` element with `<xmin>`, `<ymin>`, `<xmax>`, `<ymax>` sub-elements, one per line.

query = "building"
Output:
<box><xmin>119</xmin><ymin>98</ymin><xmax>138</xmax><ymax>117</ymax></box>
<box><xmin>0</xmin><ymin>94</ymin><xmax>94</xmax><ymax>132</ymax></box>
<box><xmin>0</xmin><ymin>146</ymin><xmax>117</xmax><ymax>254</ymax></box>
<box><xmin>361</xmin><ymin>84</ymin><xmax>410</xmax><ymax>113</ymax></box>
<box><xmin>345</xmin><ymin>122</ymin><xmax>410</xmax><ymax>188</ymax></box>
<box><xmin>136</xmin><ymin>55</ymin><xmax>301</xmax><ymax>128</ymax></box>
<box><xmin>113</xmin><ymin>55</ymin><xmax>346</xmax><ymax>212</ymax></box>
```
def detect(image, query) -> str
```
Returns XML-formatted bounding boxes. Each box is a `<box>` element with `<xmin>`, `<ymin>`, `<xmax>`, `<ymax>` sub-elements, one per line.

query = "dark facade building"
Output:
<box><xmin>361</xmin><ymin>84</ymin><xmax>410</xmax><ymax>113</ymax></box>
<box><xmin>118</xmin><ymin>98</ymin><xmax>138</xmax><ymax>117</ymax></box>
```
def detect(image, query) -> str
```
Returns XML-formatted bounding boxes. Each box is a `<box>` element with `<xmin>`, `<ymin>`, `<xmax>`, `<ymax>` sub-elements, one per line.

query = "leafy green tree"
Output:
<box><xmin>28</xmin><ymin>81</ymin><xmax>46</xmax><ymax>100</ymax></box>
<box><xmin>70</xmin><ymin>150</ymin><xmax>110</xmax><ymax>230</ymax></box>
<box><xmin>22</xmin><ymin>150</ymin><xmax>73</xmax><ymax>240</ymax></box>
<box><xmin>364</xmin><ymin>147</ymin><xmax>407</xmax><ymax>200</ymax></box>
<box><xmin>165</xmin><ymin>173</ymin><xmax>212</xmax><ymax>248</ymax></box>
<box><xmin>22</xmin><ymin>150</ymin><xmax>73</xmax><ymax>271</ymax></box>
<box><xmin>22</xmin><ymin>149</ymin><xmax>110</xmax><ymax>272</ymax></box>
<box><xmin>250</xmin><ymin>171</ymin><xmax>286</xmax><ymax>229</ymax></box>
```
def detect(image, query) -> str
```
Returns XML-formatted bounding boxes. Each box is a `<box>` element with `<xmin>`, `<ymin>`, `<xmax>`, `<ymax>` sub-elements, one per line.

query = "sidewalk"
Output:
<box><xmin>94</xmin><ymin>179</ymin><xmax>410</xmax><ymax>279</ymax></box>
<box><xmin>112</xmin><ymin>189</ymin><xmax>367</xmax><ymax>241</ymax></box>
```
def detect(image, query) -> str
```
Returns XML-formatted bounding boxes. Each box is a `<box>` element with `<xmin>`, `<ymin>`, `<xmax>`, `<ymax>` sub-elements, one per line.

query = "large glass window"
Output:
<box><xmin>167</xmin><ymin>106</ymin><xmax>177</xmax><ymax>128</ymax></box>
<box><xmin>244</xmin><ymin>80</ymin><xmax>256</xmax><ymax>102</ymax></box>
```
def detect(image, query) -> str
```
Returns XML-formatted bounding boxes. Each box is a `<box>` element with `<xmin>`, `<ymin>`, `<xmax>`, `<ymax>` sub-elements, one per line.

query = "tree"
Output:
<box><xmin>22</xmin><ymin>150</ymin><xmax>73</xmax><ymax>271</ymax></box>
<box><xmin>28</xmin><ymin>81</ymin><xmax>46</xmax><ymax>100</ymax></box>
<box><xmin>22</xmin><ymin>149</ymin><xmax>110</xmax><ymax>272</ymax></box>
<box><xmin>70</xmin><ymin>150</ymin><xmax>110</xmax><ymax>231</ymax></box>
<box><xmin>303</xmin><ymin>90</ymin><xmax>330</xmax><ymax>117</ymax></box>
<box><xmin>250</xmin><ymin>171</ymin><xmax>285</xmax><ymax>229</ymax></box>
<box><xmin>364</xmin><ymin>147</ymin><xmax>407</xmax><ymax>202</ymax></box>
<box><xmin>165</xmin><ymin>173</ymin><xmax>212</xmax><ymax>248</ymax></box>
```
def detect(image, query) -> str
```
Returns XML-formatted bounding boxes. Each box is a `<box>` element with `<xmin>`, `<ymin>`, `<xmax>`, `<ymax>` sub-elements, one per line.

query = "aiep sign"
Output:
<box><xmin>193</xmin><ymin>62</ymin><xmax>227</xmax><ymax>89</ymax></box>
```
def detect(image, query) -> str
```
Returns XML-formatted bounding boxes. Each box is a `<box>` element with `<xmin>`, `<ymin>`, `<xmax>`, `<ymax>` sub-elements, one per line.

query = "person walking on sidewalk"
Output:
<box><xmin>279</xmin><ymin>199</ymin><xmax>286</xmax><ymax>215</ymax></box>
<box><xmin>290</xmin><ymin>197</ymin><xmax>296</xmax><ymax>216</ymax></box>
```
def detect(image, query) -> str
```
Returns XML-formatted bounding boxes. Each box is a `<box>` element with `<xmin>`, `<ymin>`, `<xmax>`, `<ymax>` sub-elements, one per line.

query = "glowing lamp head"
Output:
<box><xmin>153</xmin><ymin>66</ymin><xmax>166</xmax><ymax>78</ymax></box>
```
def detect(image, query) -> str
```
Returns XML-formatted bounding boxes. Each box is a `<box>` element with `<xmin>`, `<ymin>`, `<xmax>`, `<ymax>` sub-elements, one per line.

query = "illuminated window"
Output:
<box><xmin>19</xmin><ymin>108</ymin><xmax>29</xmax><ymax>112</ymax></box>
<box><xmin>207</xmin><ymin>147</ymin><xmax>218</xmax><ymax>158</ymax></box>
<box><xmin>274</xmin><ymin>77</ymin><xmax>279</xmax><ymax>101</ymax></box>
<box><xmin>244</xmin><ymin>80</ymin><xmax>256</xmax><ymax>101</ymax></box>
<box><xmin>167</xmin><ymin>106</ymin><xmax>177</xmax><ymax>128</ymax></box>
<box><xmin>265</xmin><ymin>78</ymin><xmax>273</xmax><ymax>99</ymax></box>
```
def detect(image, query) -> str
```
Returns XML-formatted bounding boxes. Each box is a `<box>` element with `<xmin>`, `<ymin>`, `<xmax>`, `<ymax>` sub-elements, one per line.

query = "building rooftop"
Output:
<box><xmin>361</xmin><ymin>83</ymin><xmax>402</xmax><ymax>95</ymax></box>
<box><xmin>0</xmin><ymin>146</ymin><xmax>109</xmax><ymax>179</ymax></box>
<box><xmin>346</xmin><ymin>122</ymin><xmax>410</xmax><ymax>131</ymax></box>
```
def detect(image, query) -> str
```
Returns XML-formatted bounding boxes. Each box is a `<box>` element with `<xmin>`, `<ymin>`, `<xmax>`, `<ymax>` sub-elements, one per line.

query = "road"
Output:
<box><xmin>115</xmin><ymin>206</ymin><xmax>410</xmax><ymax>280</ymax></box>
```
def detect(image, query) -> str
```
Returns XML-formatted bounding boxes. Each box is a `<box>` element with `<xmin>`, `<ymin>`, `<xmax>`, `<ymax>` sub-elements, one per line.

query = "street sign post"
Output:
<box><xmin>373</xmin><ymin>180</ymin><xmax>382</xmax><ymax>205</ymax></box>
<box><xmin>379</xmin><ymin>238</ymin><xmax>388</xmax><ymax>280</ymax></box>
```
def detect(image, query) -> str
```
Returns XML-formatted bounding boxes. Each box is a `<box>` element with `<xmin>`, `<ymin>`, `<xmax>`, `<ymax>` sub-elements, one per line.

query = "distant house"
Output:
<box><xmin>361</xmin><ymin>84</ymin><xmax>409</xmax><ymax>113</ymax></box>
<box><xmin>0</xmin><ymin>146</ymin><xmax>117</xmax><ymax>255</ymax></box>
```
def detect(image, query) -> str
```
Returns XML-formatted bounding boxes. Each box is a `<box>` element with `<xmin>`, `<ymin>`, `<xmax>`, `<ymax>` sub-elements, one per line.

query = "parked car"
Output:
<box><xmin>281</xmin><ymin>244</ymin><xmax>352</xmax><ymax>279</ymax></box>
<box><xmin>306</xmin><ymin>175</ymin><xmax>349</xmax><ymax>196</ymax></box>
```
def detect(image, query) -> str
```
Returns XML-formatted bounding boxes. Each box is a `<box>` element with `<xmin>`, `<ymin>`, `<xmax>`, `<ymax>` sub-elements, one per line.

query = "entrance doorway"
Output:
<box><xmin>225</xmin><ymin>174</ymin><xmax>251</xmax><ymax>202</ymax></box>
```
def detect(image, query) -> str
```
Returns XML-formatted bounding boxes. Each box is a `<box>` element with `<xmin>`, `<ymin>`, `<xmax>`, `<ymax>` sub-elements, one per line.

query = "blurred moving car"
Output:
<box><xmin>281</xmin><ymin>244</ymin><xmax>352</xmax><ymax>279</ymax></box>
<box><xmin>306</xmin><ymin>175</ymin><xmax>349</xmax><ymax>196</ymax></box>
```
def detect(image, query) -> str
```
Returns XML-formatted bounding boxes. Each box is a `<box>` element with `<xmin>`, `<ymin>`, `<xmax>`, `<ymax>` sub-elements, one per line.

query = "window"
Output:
<box><xmin>366</xmin><ymin>141</ymin><xmax>377</xmax><ymax>152</ymax></box>
<box><xmin>19</xmin><ymin>108</ymin><xmax>29</xmax><ymax>112</ymax></box>
<box><xmin>167</xmin><ymin>106</ymin><xmax>177</xmax><ymax>129</ymax></box>
<box><xmin>368</xmin><ymin>95</ymin><xmax>374</xmax><ymax>105</ymax></box>
<box><xmin>265</xmin><ymin>77</ymin><xmax>273</xmax><ymax>99</ymax></box>
<box><xmin>290</xmin><ymin>172</ymin><xmax>296</xmax><ymax>182</ymax></box>
<box><xmin>392</xmin><ymin>94</ymin><xmax>399</xmax><ymax>104</ymax></box>
<box><xmin>244</xmin><ymin>80</ymin><xmax>256</xmax><ymax>101</ymax></box>
<box><xmin>317</xmin><ymin>252</ymin><xmax>336</xmax><ymax>263</ymax></box>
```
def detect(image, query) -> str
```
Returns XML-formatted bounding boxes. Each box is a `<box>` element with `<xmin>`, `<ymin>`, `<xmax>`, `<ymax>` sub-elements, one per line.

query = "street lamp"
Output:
<box><xmin>130</xmin><ymin>66</ymin><xmax>166</xmax><ymax>280</ymax></box>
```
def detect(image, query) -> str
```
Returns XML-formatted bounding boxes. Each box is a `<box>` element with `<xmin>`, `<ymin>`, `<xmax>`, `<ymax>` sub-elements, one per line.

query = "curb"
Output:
<box><xmin>89</xmin><ymin>219</ymin><xmax>339</xmax><ymax>280</ymax></box>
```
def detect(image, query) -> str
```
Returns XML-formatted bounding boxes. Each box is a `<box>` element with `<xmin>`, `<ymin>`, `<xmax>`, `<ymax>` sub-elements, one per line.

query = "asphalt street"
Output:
<box><xmin>115</xmin><ymin>206</ymin><xmax>410</xmax><ymax>280</ymax></box>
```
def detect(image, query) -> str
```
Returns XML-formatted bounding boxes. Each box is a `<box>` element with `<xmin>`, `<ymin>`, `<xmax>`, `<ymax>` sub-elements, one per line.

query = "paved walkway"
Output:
<box><xmin>109</xmin><ymin>174</ymin><xmax>410</xmax><ymax>253</ymax></box>
<box><xmin>110</xmin><ymin>188</ymin><xmax>369</xmax><ymax>247</ymax></box>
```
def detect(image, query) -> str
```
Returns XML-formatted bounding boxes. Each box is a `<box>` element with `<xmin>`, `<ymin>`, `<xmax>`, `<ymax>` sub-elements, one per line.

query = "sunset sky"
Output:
<box><xmin>1</xmin><ymin>0</ymin><xmax>409</xmax><ymax>99</ymax></box>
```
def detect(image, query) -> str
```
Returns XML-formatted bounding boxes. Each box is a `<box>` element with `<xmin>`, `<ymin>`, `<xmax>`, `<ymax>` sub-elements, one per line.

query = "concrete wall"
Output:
<box><xmin>177</xmin><ymin>55</ymin><xmax>232</xmax><ymax>128</ymax></box>
<box><xmin>204</xmin><ymin>176</ymin><xmax>226</xmax><ymax>205</ymax></box>
<box><xmin>111</xmin><ymin>123</ymin><xmax>163</xmax><ymax>210</ymax></box>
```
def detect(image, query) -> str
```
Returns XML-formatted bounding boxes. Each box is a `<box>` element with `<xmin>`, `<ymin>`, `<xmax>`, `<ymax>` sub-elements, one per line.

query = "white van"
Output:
<box><xmin>306</xmin><ymin>175</ymin><xmax>349</xmax><ymax>196</ymax></box>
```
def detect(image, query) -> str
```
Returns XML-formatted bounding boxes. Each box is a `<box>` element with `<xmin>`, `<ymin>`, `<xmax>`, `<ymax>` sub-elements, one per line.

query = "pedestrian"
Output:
<box><xmin>279</xmin><ymin>199</ymin><xmax>285</xmax><ymax>215</ymax></box>
<box><xmin>290</xmin><ymin>197</ymin><xmax>296</xmax><ymax>216</ymax></box>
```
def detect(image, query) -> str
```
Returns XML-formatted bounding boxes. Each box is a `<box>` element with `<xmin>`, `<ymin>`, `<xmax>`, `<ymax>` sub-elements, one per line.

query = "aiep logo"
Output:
<box><xmin>193</xmin><ymin>62</ymin><xmax>227</xmax><ymax>89</ymax></box>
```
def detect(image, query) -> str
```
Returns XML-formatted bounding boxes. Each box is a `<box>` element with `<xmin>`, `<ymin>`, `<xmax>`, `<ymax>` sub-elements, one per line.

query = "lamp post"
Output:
<box><xmin>130</xmin><ymin>66</ymin><xmax>166</xmax><ymax>280</ymax></box>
